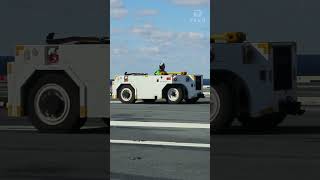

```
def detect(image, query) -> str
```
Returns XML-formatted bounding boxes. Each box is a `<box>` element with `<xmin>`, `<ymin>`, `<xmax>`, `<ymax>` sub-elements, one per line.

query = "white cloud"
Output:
<box><xmin>132</xmin><ymin>24</ymin><xmax>154</xmax><ymax>35</ymax></box>
<box><xmin>131</xmin><ymin>24</ymin><xmax>205</xmax><ymax>47</ymax></box>
<box><xmin>112</xmin><ymin>24</ymin><xmax>209</xmax><ymax>78</ymax></box>
<box><xmin>171</xmin><ymin>0</ymin><xmax>209</xmax><ymax>6</ymax></box>
<box><xmin>111</xmin><ymin>0</ymin><xmax>128</xmax><ymax>19</ymax></box>
<box><xmin>111</xmin><ymin>27</ymin><xmax>125</xmax><ymax>34</ymax></box>
<box><xmin>137</xmin><ymin>9</ymin><xmax>159</xmax><ymax>16</ymax></box>
<box><xmin>131</xmin><ymin>24</ymin><xmax>174</xmax><ymax>46</ymax></box>
<box><xmin>177</xmin><ymin>32</ymin><xmax>204</xmax><ymax>40</ymax></box>
<box><xmin>139</xmin><ymin>47</ymin><xmax>160</xmax><ymax>54</ymax></box>
<box><xmin>112</xmin><ymin>47</ymin><xmax>129</xmax><ymax>56</ymax></box>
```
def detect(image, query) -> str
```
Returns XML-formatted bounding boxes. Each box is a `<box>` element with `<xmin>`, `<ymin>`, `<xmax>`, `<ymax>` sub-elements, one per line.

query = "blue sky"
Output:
<box><xmin>111</xmin><ymin>0</ymin><xmax>210</xmax><ymax>78</ymax></box>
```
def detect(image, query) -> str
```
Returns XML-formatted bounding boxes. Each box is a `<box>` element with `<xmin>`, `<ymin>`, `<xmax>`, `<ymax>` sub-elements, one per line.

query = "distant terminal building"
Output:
<box><xmin>298</xmin><ymin>55</ymin><xmax>320</xmax><ymax>76</ymax></box>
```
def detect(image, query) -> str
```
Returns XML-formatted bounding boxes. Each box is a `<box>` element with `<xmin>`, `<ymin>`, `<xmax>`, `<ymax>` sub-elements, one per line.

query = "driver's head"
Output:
<box><xmin>159</xmin><ymin>63</ymin><xmax>165</xmax><ymax>70</ymax></box>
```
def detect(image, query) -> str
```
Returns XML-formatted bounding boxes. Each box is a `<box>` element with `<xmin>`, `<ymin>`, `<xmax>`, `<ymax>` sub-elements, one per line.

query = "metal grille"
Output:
<box><xmin>195</xmin><ymin>76</ymin><xmax>202</xmax><ymax>90</ymax></box>
<box><xmin>0</xmin><ymin>82</ymin><xmax>7</xmax><ymax>102</ymax></box>
<box><xmin>273</xmin><ymin>46</ymin><xmax>293</xmax><ymax>90</ymax></box>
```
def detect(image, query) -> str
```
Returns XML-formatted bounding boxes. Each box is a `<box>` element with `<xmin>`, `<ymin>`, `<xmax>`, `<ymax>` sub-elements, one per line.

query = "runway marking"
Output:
<box><xmin>112</xmin><ymin>110</ymin><xmax>209</xmax><ymax>114</ymax></box>
<box><xmin>298</xmin><ymin>97</ymin><xmax>320</xmax><ymax>105</ymax></box>
<box><xmin>0</xmin><ymin>125</ymin><xmax>36</xmax><ymax>131</ymax></box>
<box><xmin>297</xmin><ymin>76</ymin><xmax>320</xmax><ymax>83</ymax></box>
<box><xmin>298</xmin><ymin>85</ymin><xmax>320</xmax><ymax>88</ymax></box>
<box><xmin>111</xmin><ymin>139</ymin><xmax>210</xmax><ymax>148</ymax></box>
<box><xmin>0</xmin><ymin>125</ymin><xmax>104</xmax><ymax>131</ymax></box>
<box><xmin>111</xmin><ymin>121</ymin><xmax>210</xmax><ymax>129</ymax></box>
<box><xmin>111</xmin><ymin>100</ymin><xmax>210</xmax><ymax>104</ymax></box>
<box><xmin>0</xmin><ymin>126</ymin><xmax>211</xmax><ymax>149</ymax></box>
<box><xmin>110</xmin><ymin>101</ymin><xmax>123</xmax><ymax>104</ymax></box>
<box><xmin>0</xmin><ymin>121</ymin><xmax>210</xmax><ymax>131</ymax></box>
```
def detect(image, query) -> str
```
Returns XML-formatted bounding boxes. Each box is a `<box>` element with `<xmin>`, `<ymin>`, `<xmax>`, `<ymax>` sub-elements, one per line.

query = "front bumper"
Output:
<box><xmin>279</xmin><ymin>97</ymin><xmax>305</xmax><ymax>115</ymax></box>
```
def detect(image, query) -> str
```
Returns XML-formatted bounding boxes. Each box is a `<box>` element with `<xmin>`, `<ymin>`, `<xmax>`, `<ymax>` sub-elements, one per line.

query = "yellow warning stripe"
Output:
<box><xmin>257</xmin><ymin>43</ymin><xmax>270</xmax><ymax>54</ymax></box>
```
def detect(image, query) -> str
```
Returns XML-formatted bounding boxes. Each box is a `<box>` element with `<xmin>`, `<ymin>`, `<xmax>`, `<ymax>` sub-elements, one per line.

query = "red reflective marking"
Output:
<box><xmin>0</xmin><ymin>75</ymin><xmax>7</xmax><ymax>81</ymax></box>
<box><xmin>48</xmin><ymin>54</ymin><xmax>59</xmax><ymax>64</ymax></box>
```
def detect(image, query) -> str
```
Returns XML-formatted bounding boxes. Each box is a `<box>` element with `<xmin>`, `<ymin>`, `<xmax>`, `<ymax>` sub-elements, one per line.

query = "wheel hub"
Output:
<box><xmin>121</xmin><ymin>88</ymin><xmax>133</xmax><ymax>101</ymax></box>
<box><xmin>122</xmin><ymin>90</ymin><xmax>131</xmax><ymax>99</ymax></box>
<box><xmin>168</xmin><ymin>88</ymin><xmax>179</xmax><ymax>101</ymax></box>
<box><xmin>39</xmin><ymin>90</ymin><xmax>65</xmax><ymax>118</ymax></box>
<box><xmin>35</xmin><ymin>84</ymin><xmax>70</xmax><ymax>125</ymax></box>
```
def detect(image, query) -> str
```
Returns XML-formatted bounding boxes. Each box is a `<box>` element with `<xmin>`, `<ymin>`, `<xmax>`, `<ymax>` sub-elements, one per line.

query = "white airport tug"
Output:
<box><xmin>112</xmin><ymin>72</ymin><xmax>205</xmax><ymax>104</ymax></box>
<box><xmin>211</xmin><ymin>32</ymin><xmax>305</xmax><ymax>131</ymax></box>
<box><xmin>7</xmin><ymin>34</ymin><xmax>110</xmax><ymax>132</ymax></box>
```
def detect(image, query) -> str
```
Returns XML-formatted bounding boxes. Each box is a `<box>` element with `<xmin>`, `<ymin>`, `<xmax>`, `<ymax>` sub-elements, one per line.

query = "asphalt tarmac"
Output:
<box><xmin>213</xmin><ymin>106</ymin><xmax>320</xmax><ymax>180</ymax></box>
<box><xmin>1</xmin><ymin>95</ymin><xmax>320</xmax><ymax>180</ymax></box>
<box><xmin>0</xmin><ymin>98</ymin><xmax>210</xmax><ymax>180</ymax></box>
<box><xmin>110</xmin><ymin>98</ymin><xmax>210</xmax><ymax>180</ymax></box>
<box><xmin>0</xmin><ymin>109</ymin><xmax>109</xmax><ymax>180</ymax></box>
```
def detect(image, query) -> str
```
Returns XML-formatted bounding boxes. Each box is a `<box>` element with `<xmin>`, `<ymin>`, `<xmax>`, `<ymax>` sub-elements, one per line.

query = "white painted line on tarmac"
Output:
<box><xmin>298</xmin><ymin>97</ymin><xmax>320</xmax><ymax>105</ymax></box>
<box><xmin>0</xmin><ymin>121</ymin><xmax>210</xmax><ymax>131</ymax></box>
<box><xmin>111</xmin><ymin>139</ymin><xmax>210</xmax><ymax>148</ymax></box>
<box><xmin>110</xmin><ymin>101</ymin><xmax>122</xmax><ymax>104</ymax></box>
<box><xmin>0</xmin><ymin>125</ymin><xmax>104</xmax><ymax>131</ymax></box>
<box><xmin>0</xmin><ymin>126</ymin><xmax>36</xmax><ymax>131</ymax></box>
<box><xmin>111</xmin><ymin>121</ymin><xmax>210</xmax><ymax>129</ymax></box>
<box><xmin>297</xmin><ymin>76</ymin><xmax>320</xmax><ymax>83</ymax></box>
<box><xmin>298</xmin><ymin>85</ymin><xmax>320</xmax><ymax>88</ymax></box>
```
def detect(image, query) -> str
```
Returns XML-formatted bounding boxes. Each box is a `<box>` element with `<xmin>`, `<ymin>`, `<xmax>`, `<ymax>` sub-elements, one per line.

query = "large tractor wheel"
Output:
<box><xmin>166</xmin><ymin>86</ymin><xmax>184</xmax><ymax>104</ymax></box>
<box><xmin>118</xmin><ymin>85</ymin><xmax>136</xmax><ymax>104</ymax></box>
<box><xmin>239</xmin><ymin>112</ymin><xmax>286</xmax><ymax>131</ymax></box>
<box><xmin>28</xmin><ymin>73</ymin><xmax>86</xmax><ymax>132</ymax></box>
<box><xmin>211</xmin><ymin>83</ymin><xmax>234</xmax><ymax>131</ymax></box>
<box><xmin>102</xmin><ymin>118</ymin><xmax>110</xmax><ymax>127</ymax></box>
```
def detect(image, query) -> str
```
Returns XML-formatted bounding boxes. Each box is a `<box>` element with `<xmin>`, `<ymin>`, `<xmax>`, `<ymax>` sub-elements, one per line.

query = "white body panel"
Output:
<box><xmin>8</xmin><ymin>44</ymin><xmax>109</xmax><ymax>118</ymax></box>
<box><xmin>112</xmin><ymin>74</ymin><xmax>203</xmax><ymax>100</ymax></box>
<box><xmin>212</xmin><ymin>42</ymin><xmax>297</xmax><ymax>117</ymax></box>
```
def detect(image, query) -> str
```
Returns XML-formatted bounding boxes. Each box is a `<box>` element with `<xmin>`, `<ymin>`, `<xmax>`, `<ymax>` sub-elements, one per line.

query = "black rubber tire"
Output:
<box><xmin>77</xmin><ymin>118</ymin><xmax>88</xmax><ymax>129</ymax></box>
<box><xmin>118</xmin><ymin>85</ymin><xmax>136</xmax><ymax>104</ymax></box>
<box><xmin>28</xmin><ymin>73</ymin><xmax>85</xmax><ymax>133</ymax></box>
<box><xmin>143</xmin><ymin>99</ymin><xmax>156</xmax><ymax>104</ymax></box>
<box><xmin>166</xmin><ymin>86</ymin><xmax>184</xmax><ymax>104</ymax></box>
<box><xmin>185</xmin><ymin>97</ymin><xmax>199</xmax><ymax>104</ymax></box>
<box><xmin>102</xmin><ymin>118</ymin><xmax>110</xmax><ymax>126</ymax></box>
<box><xmin>239</xmin><ymin>112</ymin><xmax>286</xmax><ymax>131</ymax></box>
<box><xmin>211</xmin><ymin>83</ymin><xmax>234</xmax><ymax>131</ymax></box>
